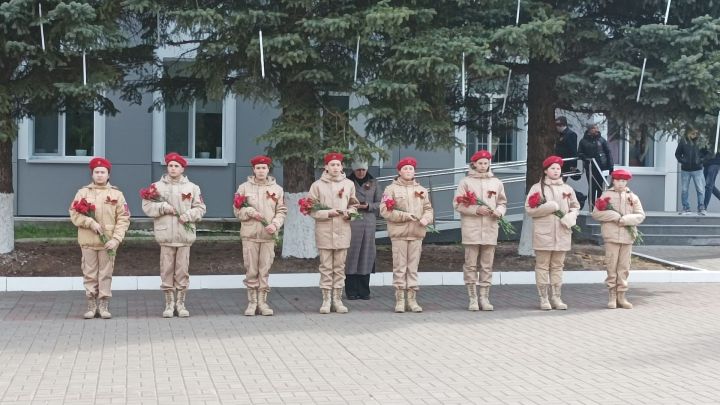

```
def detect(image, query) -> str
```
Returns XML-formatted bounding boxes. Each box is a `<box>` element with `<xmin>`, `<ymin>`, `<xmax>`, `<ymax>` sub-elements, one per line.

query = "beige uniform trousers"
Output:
<box><xmin>243</xmin><ymin>240</ymin><xmax>275</xmax><ymax>292</ymax></box>
<box><xmin>463</xmin><ymin>244</ymin><xmax>496</xmax><ymax>286</ymax></box>
<box><xmin>391</xmin><ymin>239</ymin><xmax>423</xmax><ymax>291</ymax></box>
<box><xmin>534</xmin><ymin>250</ymin><xmax>566</xmax><ymax>287</ymax></box>
<box><xmin>605</xmin><ymin>242</ymin><xmax>631</xmax><ymax>291</ymax></box>
<box><xmin>160</xmin><ymin>246</ymin><xmax>191</xmax><ymax>291</ymax></box>
<box><xmin>318</xmin><ymin>248</ymin><xmax>348</xmax><ymax>289</ymax></box>
<box><xmin>81</xmin><ymin>248</ymin><xmax>115</xmax><ymax>299</ymax></box>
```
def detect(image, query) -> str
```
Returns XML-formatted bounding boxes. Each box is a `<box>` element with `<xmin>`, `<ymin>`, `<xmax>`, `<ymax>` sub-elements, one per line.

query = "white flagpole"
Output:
<box><xmin>259</xmin><ymin>30</ymin><xmax>265</xmax><ymax>78</ymax></box>
<box><xmin>636</xmin><ymin>57</ymin><xmax>647</xmax><ymax>102</ymax></box>
<box><xmin>82</xmin><ymin>51</ymin><xmax>87</xmax><ymax>85</ymax></box>
<box><xmin>354</xmin><ymin>36</ymin><xmax>360</xmax><ymax>83</ymax></box>
<box><xmin>502</xmin><ymin>2</ymin><xmax>520</xmax><ymax>112</ymax></box>
<box><xmin>501</xmin><ymin>69</ymin><xmax>512</xmax><ymax>114</ymax></box>
<box><xmin>461</xmin><ymin>52</ymin><xmax>466</xmax><ymax>99</ymax></box>
<box><xmin>638</xmin><ymin>0</ymin><xmax>671</xmax><ymax>101</ymax></box>
<box><xmin>39</xmin><ymin>3</ymin><xmax>45</xmax><ymax>51</ymax></box>
<box><xmin>714</xmin><ymin>110</ymin><xmax>720</xmax><ymax>155</ymax></box>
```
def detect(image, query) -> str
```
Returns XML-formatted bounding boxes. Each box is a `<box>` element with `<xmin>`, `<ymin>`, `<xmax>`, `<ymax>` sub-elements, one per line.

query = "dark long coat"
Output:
<box><xmin>346</xmin><ymin>173</ymin><xmax>383</xmax><ymax>275</ymax></box>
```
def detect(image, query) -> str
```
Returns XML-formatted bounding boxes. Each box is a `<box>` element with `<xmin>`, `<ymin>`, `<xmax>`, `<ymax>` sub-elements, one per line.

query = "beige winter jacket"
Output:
<box><xmin>69</xmin><ymin>183</ymin><xmax>131</xmax><ymax>249</ymax></box>
<box><xmin>141</xmin><ymin>175</ymin><xmax>207</xmax><ymax>247</ymax></box>
<box><xmin>591</xmin><ymin>187</ymin><xmax>646</xmax><ymax>244</ymax></box>
<box><xmin>453</xmin><ymin>168</ymin><xmax>508</xmax><ymax>245</ymax></box>
<box><xmin>233</xmin><ymin>176</ymin><xmax>287</xmax><ymax>242</ymax></box>
<box><xmin>524</xmin><ymin>178</ymin><xmax>580</xmax><ymax>251</ymax></box>
<box><xmin>380</xmin><ymin>178</ymin><xmax>434</xmax><ymax>241</ymax></box>
<box><xmin>308</xmin><ymin>172</ymin><xmax>359</xmax><ymax>250</ymax></box>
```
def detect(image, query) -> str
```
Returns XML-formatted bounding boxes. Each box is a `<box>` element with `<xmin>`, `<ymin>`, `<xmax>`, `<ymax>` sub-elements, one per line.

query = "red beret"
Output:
<box><xmin>250</xmin><ymin>155</ymin><xmax>272</xmax><ymax>166</ymax></box>
<box><xmin>542</xmin><ymin>155</ymin><xmax>564</xmax><ymax>169</ymax></box>
<box><xmin>165</xmin><ymin>152</ymin><xmax>187</xmax><ymax>168</ymax></box>
<box><xmin>471</xmin><ymin>150</ymin><xmax>492</xmax><ymax>162</ymax></box>
<box><xmin>396</xmin><ymin>156</ymin><xmax>417</xmax><ymax>171</ymax></box>
<box><xmin>611</xmin><ymin>169</ymin><xmax>632</xmax><ymax>180</ymax></box>
<box><xmin>323</xmin><ymin>152</ymin><xmax>344</xmax><ymax>165</ymax></box>
<box><xmin>89</xmin><ymin>157</ymin><xmax>111</xmax><ymax>172</ymax></box>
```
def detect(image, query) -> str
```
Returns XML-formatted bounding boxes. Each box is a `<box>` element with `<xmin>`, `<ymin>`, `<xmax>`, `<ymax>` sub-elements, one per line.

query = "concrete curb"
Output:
<box><xmin>2</xmin><ymin>270</ymin><xmax>720</xmax><ymax>291</ymax></box>
<box><xmin>631</xmin><ymin>252</ymin><xmax>710</xmax><ymax>271</ymax></box>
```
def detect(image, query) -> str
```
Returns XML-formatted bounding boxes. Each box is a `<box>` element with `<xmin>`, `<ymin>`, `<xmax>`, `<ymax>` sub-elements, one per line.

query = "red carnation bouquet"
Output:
<box><xmin>381</xmin><ymin>194</ymin><xmax>439</xmax><ymax>234</ymax></box>
<box><xmin>71</xmin><ymin>198</ymin><xmax>115</xmax><ymax>256</ymax></box>
<box><xmin>234</xmin><ymin>194</ymin><xmax>280</xmax><ymax>244</ymax></box>
<box><xmin>298</xmin><ymin>197</ymin><xmax>361</xmax><ymax>221</ymax></box>
<box><xmin>594</xmin><ymin>196</ymin><xmax>644</xmax><ymax>244</ymax></box>
<box><xmin>527</xmin><ymin>192</ymin><xmax>581</xmax><ymax>232</ymax></box>
<box><xmin>455</xmin><ymin>190</ymin><xmax>516</xmax><ymax>236</ymax></box>
<box><xmin>139</xmin><ymin>184</ymin><xmax>194</xmax><ymax>232</ymax></box>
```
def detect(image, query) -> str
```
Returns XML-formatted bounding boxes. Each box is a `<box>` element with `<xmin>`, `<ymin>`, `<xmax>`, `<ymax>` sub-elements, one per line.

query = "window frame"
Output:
<box><xmin>464</xmin><ymin>94</ymin><xmax>520</xmax><ymax>166</ymax></box>
<box><xmin>606</xmin><ymin>121</ymin><xmax>661</xmax><ymax>175</ymax></box>
<box><xmin>18</xmin><ymin>111</ymin><xmax>106</xmax><ymax>163</ymax></box>
<box><xmin>152</xmin><ymin>91</ymin><xmax>236</xmax><ymax>167</ymax></box>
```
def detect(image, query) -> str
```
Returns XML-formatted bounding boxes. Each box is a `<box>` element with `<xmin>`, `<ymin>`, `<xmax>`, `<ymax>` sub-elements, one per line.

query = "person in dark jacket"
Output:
<box><xmin>675</xmin><ymin>127</ymin><xmax>706</xmax><ymax>215</ymax></box>
<box><xmin>578</xmin><ymin>124</ymin><xmax>614</xmax><ymax>204</ymax></box>
<box><xmin>345</xmin><ymin>160</ymin><xmax>382</xmax><ymax>300</ymax></box>
<box><xmin>554</xmin><ymin>116</ymin><xmax>579</xmax><ymax>179</ymax></box>
<box><xmin>703</xmin><ymin>152</ymin><xmax>720</xmax><ymax>209</ymax></box>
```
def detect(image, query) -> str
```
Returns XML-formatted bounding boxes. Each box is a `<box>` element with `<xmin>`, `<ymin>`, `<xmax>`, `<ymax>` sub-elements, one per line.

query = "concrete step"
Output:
<box><xmin>585</xmin><ymin>232</ymin><xmax>720</xmax><ymax>246</ymax></box>
<box><xmin>582</xmin><ymin>223</ymin><xmax>720</xmax><ymax>236</ymax></box>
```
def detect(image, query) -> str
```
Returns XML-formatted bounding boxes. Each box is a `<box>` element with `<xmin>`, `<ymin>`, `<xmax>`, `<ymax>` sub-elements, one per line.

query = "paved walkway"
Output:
<box><xmin>0</xmin><ymin>284</ymin><xmax>719</xmax><ymax>405</ymax></box>
<box><xmin>634</xmin><ymin>246</ymin><xmax>720</xmax><ymax>270</ymax></box>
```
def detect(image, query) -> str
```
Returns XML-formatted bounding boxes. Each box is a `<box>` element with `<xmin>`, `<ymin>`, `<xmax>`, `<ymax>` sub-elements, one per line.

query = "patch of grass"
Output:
<box><xmin>15</xmin><ymin>224</ymin><xmax>77</xmax><ymax>239</ymax></box>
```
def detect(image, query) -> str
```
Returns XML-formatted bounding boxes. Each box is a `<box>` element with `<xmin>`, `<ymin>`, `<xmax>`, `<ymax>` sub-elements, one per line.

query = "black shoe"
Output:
<box><xmin>359</xmin><ymin>295</ymin><xmax>370</xmax><ymax>300</ymax></box>
<box><xmin>347</xmin><ymin>295</ymin><xmax>359</xmax><ymax>300</ymax></box>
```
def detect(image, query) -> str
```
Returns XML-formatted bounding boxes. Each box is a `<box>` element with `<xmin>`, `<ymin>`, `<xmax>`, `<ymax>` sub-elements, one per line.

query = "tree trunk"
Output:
<box><xmin>282</xmin><ymin>157</ymin><xmax>315</xmax><ymax>193</ymax></box>
<box><xmin>0</xmin><ymin>137</ymin><xmax>14</xmax><ymax>254</ymax></box>
<box><xmin>525</xmin><ymin>63</ymin><xmax>559</xmax><ymax>193</ymax></box>
<box><xmin>519</xmin><ymin>63</ymin><xmax>559</xmax><ymax>256</ymax></box>
<box><xmin>277</xmin><ymin>82</ymin><xmax>321</xmax><ymax>257</ymax></box>
<box><xmin>281</xmin><ymin>158</ymin><xmax>318</xmax><ymax>258</ymax></box>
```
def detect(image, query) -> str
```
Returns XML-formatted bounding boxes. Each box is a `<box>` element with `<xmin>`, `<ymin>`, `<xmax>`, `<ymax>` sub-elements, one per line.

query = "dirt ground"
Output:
<box><xmin>0</xmin><ymin>239</ymin><xmax>674</xmax><ymax>277</ymax></box>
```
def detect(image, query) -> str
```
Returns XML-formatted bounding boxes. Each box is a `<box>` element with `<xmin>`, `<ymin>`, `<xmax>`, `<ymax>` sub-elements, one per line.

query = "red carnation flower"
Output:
<box><xmin>527</xmin><ymin>192</ymin><xmax>543</xmax><ymax>209</ymax></box>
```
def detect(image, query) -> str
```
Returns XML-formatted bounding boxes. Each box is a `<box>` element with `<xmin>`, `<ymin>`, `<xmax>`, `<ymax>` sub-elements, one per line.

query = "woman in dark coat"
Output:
<box><xmin>345</xmin><ymin>161</ymin><xmax>383</xmax><ymax>300</ymax></box>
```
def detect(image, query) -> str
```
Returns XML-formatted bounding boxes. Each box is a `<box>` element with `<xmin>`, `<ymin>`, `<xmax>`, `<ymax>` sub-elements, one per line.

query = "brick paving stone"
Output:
<box><xmin>0</xmin><ymin>284</ymin><xmax>719</xmax><ymax>404</ymax></box>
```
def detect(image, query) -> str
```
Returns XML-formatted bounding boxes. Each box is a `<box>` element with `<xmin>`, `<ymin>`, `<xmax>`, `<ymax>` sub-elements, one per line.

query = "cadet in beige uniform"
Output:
<box><xmin>234</xmin><ymin>155</ymin><xmax>287</xmax><ymax>316</ymax></box>
<box><xmin>70</xmin><ymin>157</ymin><xmax>130</xmax><ymax>319</ymax></box>
<box><xmin>307</xmin><ymin>152</ymin><xmax>359</xmax><ymax>314</ymax></box>
<box><xmin>524</xmin><ymin>156</ymin><xmax>580</xmax><ymax>311</ymax></box>
<box><xmin>453</xmin><ymin>150</ymin><xmax>507</xmax><ymax>311</ymax></box>
<box><xmin>380</xmin><ymin>157</ymin><xmax>434</xmax><ymax>313</ymax></box>
<box><xmin>591</xmin><ymin>169</ymin><xmax>645</xmax><ymax>309</ymax></box>
<box><xmin>142</xmin><ymin>153</ymin><xmax>206</xmax><ymax>318</ymax></box>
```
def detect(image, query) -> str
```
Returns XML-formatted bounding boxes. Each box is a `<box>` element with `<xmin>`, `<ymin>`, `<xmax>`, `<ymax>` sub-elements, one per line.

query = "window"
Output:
<box><xmin>152</xmin><ymin>93</ymin><xmax>236</xmax><ymax>166</ymax></box>
<box><xmin>321</xmin><ymin>94</ymin><xmax>351</xmax><ymax>144</ymax></box>
<box><xmin>608</xmin><ymin>119</ymin><xmax>655</xmax><ymax>168</ymax></box>
<box><xmin>165</xmin><ymin>99</ymin><xmax>224</xmax><ymax>159</ymax></box>
<box><xmin>31</xmin><ymin>110</ymin><xmax>100</xmax><ymax>157</ymax></box>
<box><xmin>151</xmin><ymin>57</ymin><xmax>236</xmax><ymax>165</ymax></box>
<box><xmin>466</xmin><ymin>96</ymin><xmax>518</xmax><ymax>163</ymax></box>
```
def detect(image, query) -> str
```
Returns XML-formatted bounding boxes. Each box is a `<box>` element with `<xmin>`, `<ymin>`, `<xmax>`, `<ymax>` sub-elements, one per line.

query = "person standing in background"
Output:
<box><xmin>675</xmin><ymin>127</ymin><xmax>706</xmax><ymax>215</ymax></box>
<box><xmin>345</xmin><ymin>160</ymin><xmax>382</xmax><ymax>300</ymax></box>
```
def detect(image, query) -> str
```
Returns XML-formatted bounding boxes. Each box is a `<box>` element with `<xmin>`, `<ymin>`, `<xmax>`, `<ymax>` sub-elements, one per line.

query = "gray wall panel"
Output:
<box><xmin>235</xmin><ymin>98</ymin><xmax>279</xmax><ymax>163</ymax></box>
<box><xmin>105</xmin><ymin>94</ymin><xmax>154</xmax><ymax>164</ymax></box>
<box><xmin>12</xmin><ymin>141</ymin><xmax>17</xmax><ymax>215</ymax></box>
<box><xmin>16</xmin><ymin>161</ymin><xmax>95</xmax><ymax>216</ymax></box>
<box><xmin>107</xmin><ymin>164</ymin><xmax>155</xmax><ymax>218</ymax></box>
<box><xmin>396</xmin><ymin>147</ymin><xmax>454</xmax><ymax>170</ymax></box>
